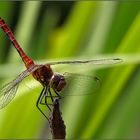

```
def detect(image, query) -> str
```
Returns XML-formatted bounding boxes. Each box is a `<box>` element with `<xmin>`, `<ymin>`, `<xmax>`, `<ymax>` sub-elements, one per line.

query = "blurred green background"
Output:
<box><xmin>0</xmin><ymin>1</ymin><xmax>140</xmax><ymax>139</ymax></box>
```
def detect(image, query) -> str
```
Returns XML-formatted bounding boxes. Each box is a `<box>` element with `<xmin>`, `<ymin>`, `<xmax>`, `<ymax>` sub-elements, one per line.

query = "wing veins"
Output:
<box><xmin>0</xmin><ymin>65</ymin><xmax>42</xmax><ymax>109</ymax></box>
<box><xmin>47</xmin><ymin>58</ymin><xmax>122</xmax><ymax>65</ymax></box>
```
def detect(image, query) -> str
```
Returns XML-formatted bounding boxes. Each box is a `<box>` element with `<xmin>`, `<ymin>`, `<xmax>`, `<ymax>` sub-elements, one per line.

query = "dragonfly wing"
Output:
<box><xmin>0</xmin><ymin>65</ymin><xmax>41</xmax><ymax>109</ymax></box>
<box><xmin>47</xmin><ymin>58</ymin><xmax>122</xmax><ymax>66</ymax></box>
<box><xmin>58</xmin><ymin>72</ymin><xmax>100</xmax><ymax>96</ymax></box>
<box><xmin>0</xmin><ymin>83</ymin><xmax>19</xmax><ymax>109</ymax></box>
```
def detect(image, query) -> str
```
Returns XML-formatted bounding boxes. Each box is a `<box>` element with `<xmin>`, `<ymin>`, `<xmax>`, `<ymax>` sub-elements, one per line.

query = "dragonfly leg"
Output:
<box><xmin>36</xmin><ymin>87</ymin><xmax>50</xmax><ymax>121</ymax></box>
<box><xmin>40</xmin><ymin>87</ymin><xmax>57</xmax><ymax>106</ymax></box>
<box><xmin>54</xmin><ymin>90</ymin><xmax>62</xmax><ymax>99</ymax></box>
<box><xmin>48</xmin><ymin>87</ymin><xmax>54</xmax><ymax>102</ymax></box>
<box><xmin>46</xmin><ymin>88</ymin><xmax>61</xmax><ymax>103</ymax></box>
<box><xmin>39</xmin><ymin>93</ymin><xmax>51</xmax><ymax>106</ymax></box>
<box><xmin>44</xmin><ymin>87</ymin><xmax>60</xmax><ymax>106</ymax></box>
<box><xmin>43</xmin><ymin>87</ymin><xmax>52</xmax><ymax>111</ymax></box>
<box><xmin>44</xmin><ymin>87</ymin><xmax>58</xmax><ymax>104</ymax></box>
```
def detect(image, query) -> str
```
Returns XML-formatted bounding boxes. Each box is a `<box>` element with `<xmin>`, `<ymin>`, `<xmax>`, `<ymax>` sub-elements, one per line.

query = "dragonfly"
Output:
<box><xmin>0</xmin><ymin>18</ymin><xmax>122</xmax><ymax>120</ymax></box>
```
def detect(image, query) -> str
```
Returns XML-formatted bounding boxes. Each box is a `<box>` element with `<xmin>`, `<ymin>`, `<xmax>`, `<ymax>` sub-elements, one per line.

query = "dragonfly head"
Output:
<box><xmin>51</xmin><ymin>74</ymin><xmax>66</xmax><ymax>92</ymax></box>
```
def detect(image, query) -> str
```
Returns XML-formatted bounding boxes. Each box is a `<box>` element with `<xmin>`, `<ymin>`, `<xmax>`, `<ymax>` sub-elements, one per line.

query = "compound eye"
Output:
<box><xmin>51</xmin><ymin>74</ymin><xmax>66</xmax><ymax>92</ymax></box>
<box><xmin>51</xmin><ymin>75</ymin><xmax>60</xmax><ymax>87</ymax></box>
<box><xmin>52</xmin><ymin>80</ymin><xmax>58</xmax><ymax>87</ymax></box>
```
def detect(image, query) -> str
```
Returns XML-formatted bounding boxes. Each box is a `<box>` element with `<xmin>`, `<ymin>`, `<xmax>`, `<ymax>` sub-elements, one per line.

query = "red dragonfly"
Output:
<box><xmin>0</xmin><ymin>18</ymin><xmax>122</xmax><ymax>120</ymax></box>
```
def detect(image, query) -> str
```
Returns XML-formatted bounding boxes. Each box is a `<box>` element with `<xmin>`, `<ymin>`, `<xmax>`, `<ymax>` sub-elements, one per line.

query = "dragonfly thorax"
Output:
<box><xmin>32</xmin><ymin>64</ymin><xmax>53</xmax><ymax>86</ymax></box>
<box><xmin>50</xmin><ymin>74</ymin><xmax>66</xmax><ymax>92</ymax></box>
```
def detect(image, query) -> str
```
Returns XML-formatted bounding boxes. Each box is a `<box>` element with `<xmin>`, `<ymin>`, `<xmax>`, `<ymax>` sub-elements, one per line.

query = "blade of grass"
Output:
<box><xmin>97</xmin><ymin>66</ymin><xmax>140</xmax><ymax>138</ymax></box>
<box><xmin>48</xmin><ymin>1</ymin><xmax>98</xmax><ymax>58</ymax></box>
<box><xmin>81</xmin><ymin>12</ymin><xmax>140</xmax><ymax>138</ymax></box>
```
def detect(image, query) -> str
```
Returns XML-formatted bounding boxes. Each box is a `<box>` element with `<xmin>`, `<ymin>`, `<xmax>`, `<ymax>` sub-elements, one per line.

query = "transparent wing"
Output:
<box><xmin>0</xmin><ymin>82</ymin><xmax>19</xmax><ymax>109</ymax></box>
<box><xmin>0</xmin><ymin>65</ymin><xmax>42</xmax><ymax>109</ymax></box>
<box><xmin>47</xmin><ymin>58</ymin><xmax>122</xmax><ymax>66</ymax></box>
<box><xmin>59</xmin><ymin>72</ymin><xmax>100</xmax><ymax>96</ymax></box>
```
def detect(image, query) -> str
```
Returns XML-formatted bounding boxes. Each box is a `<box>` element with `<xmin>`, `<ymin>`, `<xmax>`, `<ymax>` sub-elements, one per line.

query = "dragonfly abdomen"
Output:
<box><xmin>0</xmin><ymin>18</ymin><xmax>34</xmax><ymax>68</ymax></box>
